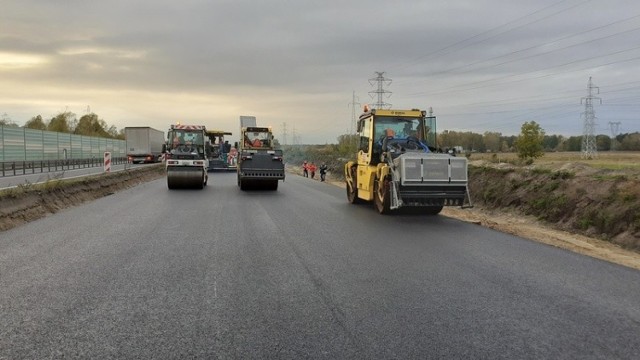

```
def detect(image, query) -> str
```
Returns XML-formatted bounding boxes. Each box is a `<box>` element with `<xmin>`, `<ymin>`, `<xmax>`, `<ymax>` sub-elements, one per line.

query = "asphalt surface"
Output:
<box><xmin>1</xmin><ymin>172</ymin><xmax>639</xmax><ymax>359</ymax></box>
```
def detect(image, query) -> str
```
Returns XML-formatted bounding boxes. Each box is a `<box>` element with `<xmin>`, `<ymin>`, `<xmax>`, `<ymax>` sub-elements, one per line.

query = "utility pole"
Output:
<box><xmin>348</xmin><ymin>91</ymin><xmax>361</xmax><ymax>148</ymax></box>
<box><xmin>608</xmin><ymin>121</ymin><xmax>621</xmax><ymax>151</ymax></box>
<box><xmin>581</xmin><ymin>76</ymin><xmax>601</xmax><ymax>159</ymax></box>
<box><xmin>368</xmin><ymin>71</ymin><xmax>392</xmax><ymax>109</ymax></box>
<box><xmin>348</xmin><ymin>91</ymin><xmax>360</xmax><ymax>134</ymax></box>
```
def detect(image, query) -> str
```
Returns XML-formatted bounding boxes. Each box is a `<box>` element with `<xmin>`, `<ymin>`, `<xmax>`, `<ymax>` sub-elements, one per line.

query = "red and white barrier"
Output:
<box><xmin>104</xmin><ymin>152</ymin><xmax>111</xmax><ymax>172</ymax></box>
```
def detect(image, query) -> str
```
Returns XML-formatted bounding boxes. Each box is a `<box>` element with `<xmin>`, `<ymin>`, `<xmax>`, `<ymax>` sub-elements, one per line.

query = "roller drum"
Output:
<box><xmin>167</xmin><ymin>168</ymin><xmax>204</xmax><ymax>189</ymax></box>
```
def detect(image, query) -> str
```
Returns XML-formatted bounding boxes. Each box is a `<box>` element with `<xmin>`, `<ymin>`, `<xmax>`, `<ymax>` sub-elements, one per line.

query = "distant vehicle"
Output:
<box><xmin>125</xmin><ymin>127</ymin><xmax>165</xmax><ymax>163</ymax></box>
<box><xmin>163</xmin><ymin>124</ymin><xmax>209</xmax><ymax>189</ymax></box>
<box><xmin>344</xmin><ymin>107</ymin><xmax>471</xmax><ymax>214</ymax></box>
<box><xmin>205</xmin><ymin>130</ymin><xmax>236</xmax><ymax>171</ymax></box>
<box><xmin>240</xmin><ymin>115</ymin><xmax>257</xmax><ymax>128</ymax></box>
<box><xmin>237</xmin><ymin>116</ymin><xmax>284</xmax><ymax>191</ymax></box>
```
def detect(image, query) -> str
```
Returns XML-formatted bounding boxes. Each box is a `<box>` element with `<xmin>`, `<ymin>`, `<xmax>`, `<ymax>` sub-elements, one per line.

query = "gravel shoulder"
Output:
<box><xmin>441</xmin><ymin>206</ymin><xmax>640</xmax><ymax>271</ymax></box>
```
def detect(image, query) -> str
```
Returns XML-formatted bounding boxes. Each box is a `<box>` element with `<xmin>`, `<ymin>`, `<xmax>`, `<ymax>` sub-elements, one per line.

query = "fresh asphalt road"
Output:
<box><xmin>1</xmin><ymin>172</ymin><xmax>639</xmax><ymax>359</ymax></box>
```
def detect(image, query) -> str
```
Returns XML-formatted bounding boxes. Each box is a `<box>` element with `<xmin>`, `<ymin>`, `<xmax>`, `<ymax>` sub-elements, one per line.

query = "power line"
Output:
<box><xmin>397</xmin><ymin>13</ymin><xmax>640</xmax><ymax>87</ymax></box>
<box><xmin>404</xmin><ymin>24</ymin><xmax>640</xmax><ymax>89</ymax></box>
<box><xmin>392</xmin><ymin>0</ymin><xmax>592</xmax><ymax>72</ymax></box>
<box><xmin>407</xmin><ymin>45</ymin><xmax>640</xmax><ymax>98</ymax></box>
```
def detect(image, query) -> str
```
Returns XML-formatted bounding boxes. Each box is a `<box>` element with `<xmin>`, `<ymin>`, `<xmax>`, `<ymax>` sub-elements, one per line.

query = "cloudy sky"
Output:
<box><xmin>2</xmin><ymin>0</ymin><xmax>640</xmax><ymax>143</ymax></box>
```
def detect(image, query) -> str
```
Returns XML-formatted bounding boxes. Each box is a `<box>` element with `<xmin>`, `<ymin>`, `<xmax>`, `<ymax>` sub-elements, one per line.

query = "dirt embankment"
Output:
<box><xmin>0</xmin><ymin>165</ymin><xmax>166</xmax><ymax>232</ymax></box>
<box><xmin>466</xmin><ymin>161</ymin><xmax>640</xmax><ymax>251</ymax></box>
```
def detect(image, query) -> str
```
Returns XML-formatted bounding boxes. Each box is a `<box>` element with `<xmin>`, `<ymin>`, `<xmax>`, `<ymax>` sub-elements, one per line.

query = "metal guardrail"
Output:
<box><xmin>0</xmin><ymin>157</ymin><xmax>128</xmax><ymax>177</ymax></box>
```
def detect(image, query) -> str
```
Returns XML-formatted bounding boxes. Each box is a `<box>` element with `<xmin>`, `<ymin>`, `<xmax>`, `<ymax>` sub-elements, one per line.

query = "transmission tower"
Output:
<box><xmin>580</xmin><ymin>76</ymin><xmax>601</xmax><ymax>159</ymax></box>
<box><xmin>281</xmin><ymin>122</ymin><xmax>288</xmax><ymax>146</ymax></box>
<box><xmin>292</xmin><ymin>125</ymin><xmax>298</xmax><ymax>145</ymax></box>
<box><xmin>368</xmin><ymin>71</ymin><xmax>392</xmax><ymax>109</ymax></box>
<box><xmin>608</xmin><ymin>121</ymin><xmax>621</xmax><ymax>151</ymax></box>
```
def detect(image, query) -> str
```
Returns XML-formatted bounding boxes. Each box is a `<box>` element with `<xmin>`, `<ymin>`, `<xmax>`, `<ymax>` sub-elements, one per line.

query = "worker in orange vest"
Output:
<box><xmin>308</xmin><ymin>162</ymin><xmax>317</xmax><ymax>179</ymax></box>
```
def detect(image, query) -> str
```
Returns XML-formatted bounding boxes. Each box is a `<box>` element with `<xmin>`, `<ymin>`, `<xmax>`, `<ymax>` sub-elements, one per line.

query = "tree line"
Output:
<box><xmin>438</xmin><ymin>129</ymin><xmax>640</xmax><ymax>152</ymax></box>
<box><xmin>0</xmin><ymin>112</ymin><xmax>124</xmax><ymax>139</ymax></box>
<box><xmin>320</xmin><ymin>124</ymin><xmax>640</xmax><ymax>157</ymax></box>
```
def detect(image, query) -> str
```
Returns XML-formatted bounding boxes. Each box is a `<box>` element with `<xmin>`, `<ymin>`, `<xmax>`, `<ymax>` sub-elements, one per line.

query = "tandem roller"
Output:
<box><xmin>163</xmin><ymin>124</ymin><xmax>210</xmax><ymax>190</ymax></box>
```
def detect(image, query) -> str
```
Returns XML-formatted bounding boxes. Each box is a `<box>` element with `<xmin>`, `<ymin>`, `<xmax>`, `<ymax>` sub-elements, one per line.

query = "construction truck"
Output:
<box><xmin>125</xmin><ymin>127</ymin><xmax>165</xmax><ymax>163</ymax></box>
<box><xmin>163</xmin><ymin>124</ymin><xmax>209</xmax><ymax>189</ymax></box>
<box><xmin>205</xmin><ymin>130</ymin><xmax>237</xmax><ymax>171</ymax></box>
<box><xmin>237</xmin><ymin>118</ymin><xmax>284</xmax><ymax>191</ymax></box>
<box><xmin>344</xmin><ymin>107</ymin><xmax>470</xmax><ymax>214</ymax></box>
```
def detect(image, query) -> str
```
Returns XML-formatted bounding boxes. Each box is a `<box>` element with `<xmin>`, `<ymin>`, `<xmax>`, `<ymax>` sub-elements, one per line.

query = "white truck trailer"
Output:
<box><xmin>125</xmin><ymin>127</ymin><xmax>165</xmax><ymax>163</ymax></box>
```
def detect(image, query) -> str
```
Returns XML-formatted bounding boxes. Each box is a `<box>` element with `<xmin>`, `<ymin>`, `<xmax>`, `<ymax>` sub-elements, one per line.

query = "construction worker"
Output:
<box><xmin>228</xmin><ymin>147</ymin><xmax>238</xmax><ymax>165</ymax></box>
<box><xmin>319</xmin><ymin>162</ymin><xmax>328</xmax><ymax>182</ymax></box>
<box><xmin>172</xmin><ymin>134</ymin><xmax>181</xmax><ymax>148</ymax></box>
<box><xmin>308</xmin><ymin>162</ymin><xmax>317</xmax><ymax>179</ymax></box>
<box><xmin>251</xmin><ymin>137</ymin><xmax>262</xmax><ymax>147</ymax></box>
<box><xmin>302</xmin><ymin>160</ymin><xmax>309</xmax><ymax>177</ymax></box>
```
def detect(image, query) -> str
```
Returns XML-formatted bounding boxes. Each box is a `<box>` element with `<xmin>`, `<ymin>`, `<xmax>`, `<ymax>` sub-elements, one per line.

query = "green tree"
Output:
<box><xmin>24</xmin><ymin>115</ymin><xmax>47</xmax><ymax>130</ymax></box>
<box><xmin>543</xmin><ymin>134</ymin><xmax>564</xmax><ymax>151</ymax></box>
<box><xmin>595</xmin><ymin>134</ymin><xmax>611</xmax><ymax>151</ymax></box>
<box><xmin>336</xmin><ymin>134</ymin><xmax>358</xmax><ymax>157</ymax></box>
<box><xmin>515</xmin><ymin>121</ymin><xmax>545</xmax><ymax>161</ymax></box>
<box><xmin>439</xmin><ymin>130</ymin><xmax>480</xmax><ymax>152</ymax></box>
<box><xmin>106</xmin><ymin>125</ymin><xmax>120</xmax><ymax>139</ymax></box>
<box><xmin>75</xmin><ymin>113</ymin><xmax>108</xmax><ymax>137</ymax></box>
<box><xmin>482</xmin><ymin>131</ymin><xmax>501</xmax><ymax>152</ymax></box>
<box><xmin>620</xmin><ymin>132</ymin><xmax>640</xmax><ymax>151</ymax></box>
<box><xmin>48</xmin><ymin>111</ymin><xmax>75</xmax><ymax>133</ymax></box>
<box><xmin>466</xmin><ymin>132</ymin><xmax>484</xmax><ymax>152</ymax></box>
<box><xmin>0</xmin><ymin>113</ymin><xmax>18</xmax><ymax>127</ymax></box>
<box><xmin>561</xmin><ymin>136</ymin><xmax>582</xmax><ymax>151</ymax></box>
<box><xmin>501</xmin><ymin>135</ymin><xmax>517</xmax><ymax>151</ymax></box>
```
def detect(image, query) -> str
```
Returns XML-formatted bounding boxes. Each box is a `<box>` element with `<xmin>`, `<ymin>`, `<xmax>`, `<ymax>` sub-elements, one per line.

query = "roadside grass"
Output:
<box><xmin>469</xmin><ymin>151</ymin><xmax>640</xmax><ymax>171</ymax></box>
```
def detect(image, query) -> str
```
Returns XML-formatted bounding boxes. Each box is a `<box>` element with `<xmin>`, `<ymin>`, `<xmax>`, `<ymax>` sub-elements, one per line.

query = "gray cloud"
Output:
<box><xmin>2</xmin><ymin>0</ymin><xmax>640</xmax><ymax>143</ymax></box>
